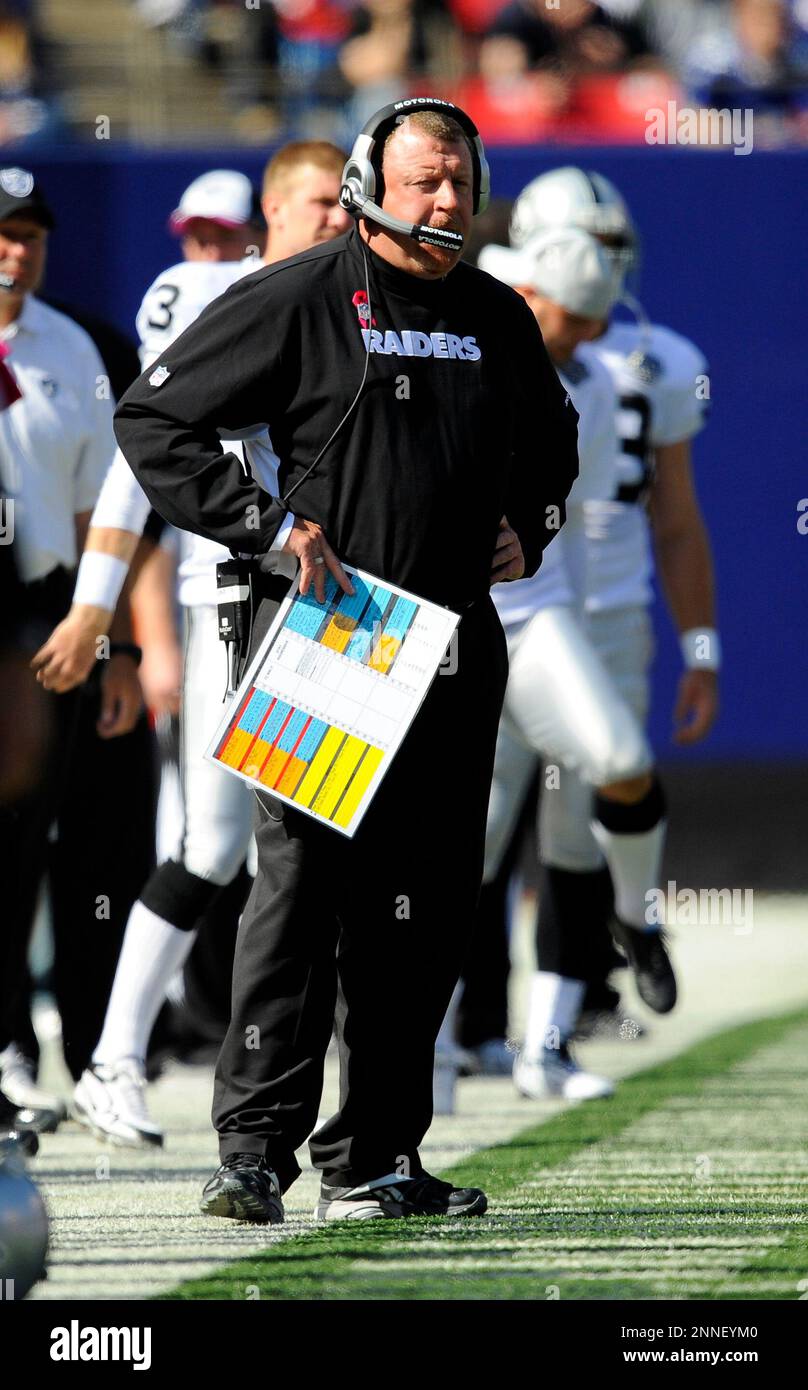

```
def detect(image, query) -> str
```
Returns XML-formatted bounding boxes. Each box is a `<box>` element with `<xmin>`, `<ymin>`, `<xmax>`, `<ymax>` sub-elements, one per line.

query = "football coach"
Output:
<box><xmin>114</xmin><ymin>98</ymin><xmax>579</xmax><ymax>1223</ymax></box>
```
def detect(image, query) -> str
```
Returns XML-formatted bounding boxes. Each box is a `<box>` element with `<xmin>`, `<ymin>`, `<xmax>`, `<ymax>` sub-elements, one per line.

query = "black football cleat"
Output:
<box><xmin>316</xmin><ymin>1171</ymin><xmax>488</xmax><ymax>1221</ymax></box>
<box><xmin>200</xmin><ymin>1153</ymin><xmax>284</xmax><ymax>1224</ymax></box>
<box><xmin>610</xmin><ymin>919</ymin><xmax>677</xmax><ymax>1014</ymax></box>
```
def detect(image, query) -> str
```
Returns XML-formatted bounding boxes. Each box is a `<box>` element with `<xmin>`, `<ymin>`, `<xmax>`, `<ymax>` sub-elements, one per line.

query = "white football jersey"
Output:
<box><xmin>493</xmin><ymin>349</ymin><xmax>617</xmax><ymax>630</ymax></box>
<box><xmin>581</xmin><ymin>320</ymin><xmax>708</xmax><ymax>613</ymax></box>
<box><xmin>136</xmin><ymin>256</ymin><xmax>261</xmax><ymax>607</ymax></box>
<box><xmin>136</xmin><ymin>256</ymin><xmax>260</xmax><ymax>371</ymax></box>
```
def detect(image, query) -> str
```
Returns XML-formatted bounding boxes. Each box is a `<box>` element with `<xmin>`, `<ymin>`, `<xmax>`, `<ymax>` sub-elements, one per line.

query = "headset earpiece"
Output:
<box><xmin>475</xmin><ymin>144</ymin><xmax>490</xmax><ymax>216</ymax></box>
<box><xmin>339</xmin><ymin>136</ymin><xmax>378</xmax><ymax>217</ymax></box>
<box><xmin>339</xmin><ymin>181</ymin><xmax>359</xmax><ymax>214</ymax></box>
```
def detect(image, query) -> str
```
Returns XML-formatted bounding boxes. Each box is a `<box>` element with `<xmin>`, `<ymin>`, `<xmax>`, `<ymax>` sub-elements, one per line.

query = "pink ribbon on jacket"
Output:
<box><xmin>0</xmin><ymin>339</ymin><xmax>22</xmax><ymax>410</ymax></box>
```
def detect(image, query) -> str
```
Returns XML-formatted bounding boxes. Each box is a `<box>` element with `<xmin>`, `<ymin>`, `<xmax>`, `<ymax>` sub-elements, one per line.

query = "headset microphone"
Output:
<box><xmin>339</xmin><ymin>186</ymin><xmax>464</xmax><ymax>252</ymax></box>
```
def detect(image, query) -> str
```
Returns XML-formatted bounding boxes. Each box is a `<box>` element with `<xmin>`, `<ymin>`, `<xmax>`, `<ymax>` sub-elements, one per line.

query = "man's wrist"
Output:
<box><xmin>269</xmin><ymin>512</ymin><xmax>296</xmax><ymax>552</ymax></box>
<box><xmin>70</xmin><ymin>601</ymin><xmax>114</xmax><ymax>632</ymax></box>
<box><xmin>73</xmin><ymin>551</ymin><xmax>129</xmax><ymax>611</ymax></box>
<box><xmin>680</xmin><ymin>627</ymin><xmax>721</xmax><ymax>672</ymax></box>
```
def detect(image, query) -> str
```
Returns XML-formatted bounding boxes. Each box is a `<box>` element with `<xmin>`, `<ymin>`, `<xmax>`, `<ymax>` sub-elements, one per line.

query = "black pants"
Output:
<box><xmin>212</xmin><ymin>593</ymin><xmax>509</xmax><ymax>1191</ymax></box>
<box><xmin>48</xmin><ymin>687</ymin><xmax>157</xmax><ymax>1080</ymax></box>
<box><xmin>182</xmin><ymin>866</ymin><xmax>251</xmax><ymax>1040</ymax></box>
<box><xmin>0</xmin><ymin>568</ymin><xmax>80</xmax><ymax>1058</ymax></box>
<box><xmin>0</xmin><ymin>567</ymin><xmax>157</xmax><ymax>1075</ymax></box>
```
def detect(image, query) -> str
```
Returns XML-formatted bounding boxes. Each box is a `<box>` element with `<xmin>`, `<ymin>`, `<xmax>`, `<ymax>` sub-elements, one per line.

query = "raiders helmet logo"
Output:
<box><xmin>0</xmin><ymin>167</ymin><xmax>35</xmax><ymax>199</ymax></box>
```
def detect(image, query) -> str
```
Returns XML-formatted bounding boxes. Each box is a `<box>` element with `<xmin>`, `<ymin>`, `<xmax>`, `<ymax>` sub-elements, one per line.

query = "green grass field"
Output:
<box><xmin>161</xmin><ymin>1008</ymin><xmax>808</xmax><ymax>1301</ymax></box>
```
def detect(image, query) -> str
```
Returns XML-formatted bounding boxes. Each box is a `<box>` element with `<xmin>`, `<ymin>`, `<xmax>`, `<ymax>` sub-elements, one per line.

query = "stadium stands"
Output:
<box><xmin>6</xmin><ymin>0</ymin><xmax>804</xmax><ymax>147</ymax></box>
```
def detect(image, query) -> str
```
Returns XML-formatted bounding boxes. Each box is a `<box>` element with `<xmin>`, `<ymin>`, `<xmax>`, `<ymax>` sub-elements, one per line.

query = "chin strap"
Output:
<box><xmin>617</xmin><ymin>290</ymin><xmax>653</xmax><ymax>355</ymax></box>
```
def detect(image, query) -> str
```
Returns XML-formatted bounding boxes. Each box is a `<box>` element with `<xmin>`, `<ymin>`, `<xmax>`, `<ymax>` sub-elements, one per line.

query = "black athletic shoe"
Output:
<box><xmin>0</xmin><ymin>1086</ymin><xmax>17</xmax><ymax>1126</ymax></box>
<box><xmin>610</xmin><ymin>919</ymin><xmax>677</xmax><ymax>1014</ymax></box>
<box><xmin>0</xmin><ymin>1128</ymin><xmax>39</xmax><ymax>1159</ymax></box>
<box><xmin>200</xmin><ymin>1153</ymin><xmax>284</xmax><ymax>1224</ymax></box>
<box><xmin>0</xmin><ymin>1087</ymin><xmax>38</xmax><ymax>1158</ymax></box>
<box><xmin>316</xmin><ymin>1171</ymin><xmax>488</xmax><ymax>1221</ymax></box>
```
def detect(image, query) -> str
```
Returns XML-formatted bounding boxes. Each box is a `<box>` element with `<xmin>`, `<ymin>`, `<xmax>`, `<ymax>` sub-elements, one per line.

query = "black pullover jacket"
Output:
<box><xmin>114</xmin><ymin>227</ymin><xmax>579</xmax><ymax>610</ymax></box>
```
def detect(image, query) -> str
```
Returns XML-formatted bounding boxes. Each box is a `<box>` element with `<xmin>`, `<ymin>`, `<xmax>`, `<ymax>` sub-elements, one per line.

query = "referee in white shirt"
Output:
<box><xmin>0</xmin><ymin>168</ymin><xmax>142</xmax><ymax>1118</ymax></box>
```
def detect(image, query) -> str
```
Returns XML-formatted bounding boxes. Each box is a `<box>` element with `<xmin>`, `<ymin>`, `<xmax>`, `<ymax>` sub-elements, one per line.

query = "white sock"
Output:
<box><xmin>589</xmin><ymin>818</ymin><xmax>667</xmax><ymax>929</ymax></box>
<box><xmin>523</xmin><ymin>972</ymin><xmax>585</xmax><ymax>1060</ymax></box>
<box><xmin>92</xmin><ymin>901</ymin><xmax>197</xmax><ymax>1067</ymax></box>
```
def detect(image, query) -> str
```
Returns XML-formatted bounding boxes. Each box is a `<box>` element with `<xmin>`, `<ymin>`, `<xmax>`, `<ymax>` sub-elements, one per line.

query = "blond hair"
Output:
<box><xmin>383</xmin><ymin>112</ymin><xmax>473</xmax><ymax>166</ymax></box>
<box><xmin>262</xmin><ymin>142</ymin><xmax>347</xmax><ymax>198</ymax></box>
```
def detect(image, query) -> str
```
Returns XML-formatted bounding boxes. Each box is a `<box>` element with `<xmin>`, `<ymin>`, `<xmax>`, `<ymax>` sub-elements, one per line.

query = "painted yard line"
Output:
<box><xmin>160</xmin><ymin>1007</ymin><xmax>808</xmax><ymax>1301</ymax></box>
<box><xmin>444</xmin><ymin>1008</ymin><xmax>808</xmax><ymax>1197</ymax></box>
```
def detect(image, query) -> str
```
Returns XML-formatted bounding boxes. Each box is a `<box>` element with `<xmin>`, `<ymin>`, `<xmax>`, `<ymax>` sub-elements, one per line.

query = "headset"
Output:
<box><xmin>339</xmin><ymin>96</ymin><xmax>490</xmax><ymax>254</ymax></box>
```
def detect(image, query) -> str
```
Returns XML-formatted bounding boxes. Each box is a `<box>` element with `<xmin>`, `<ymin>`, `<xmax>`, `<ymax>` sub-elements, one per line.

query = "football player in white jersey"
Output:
<box><xmin>439</xmin><ymin>228</ymin><xmax>674</xmax><ymax>1106</ymax></box>
<box><xmin>31</xmin><ymin>148</ymin><xmax>354</xmax><ymax>1145</ymax></box>
<box><xmin>508</xmin><ymin>168</ymin><xmax>719</xmax><ymax>1040</ymax></box>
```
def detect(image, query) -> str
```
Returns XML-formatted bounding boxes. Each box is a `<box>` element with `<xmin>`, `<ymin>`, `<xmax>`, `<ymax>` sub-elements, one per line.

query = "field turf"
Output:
<box><xmin>160</xmin><ymin>1008</ymin><xmax>808</xmax><ymax>1301</ymax></box>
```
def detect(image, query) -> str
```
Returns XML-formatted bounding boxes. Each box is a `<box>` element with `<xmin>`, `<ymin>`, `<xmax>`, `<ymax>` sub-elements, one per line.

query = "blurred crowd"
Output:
<box><xmin>0</xmin><ymin>0</ymin><xmax>63</xmax><ymax>145</ymax></box>
<box><xmin>2</xmin><ymin>0</ymin><xmax>808</xmax><ymax>146</ymax></box>
<box><xmin>134</xmin><ymin>0</ymin><xmax>808</xmax><ymax>143</ymax></box>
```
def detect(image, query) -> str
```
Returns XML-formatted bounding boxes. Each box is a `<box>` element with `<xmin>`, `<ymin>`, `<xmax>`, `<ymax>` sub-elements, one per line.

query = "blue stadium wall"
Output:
<box><xmin>22</xmin><ymin>146</ymin><xmax>807</xmax><ymax>763</ymax></box>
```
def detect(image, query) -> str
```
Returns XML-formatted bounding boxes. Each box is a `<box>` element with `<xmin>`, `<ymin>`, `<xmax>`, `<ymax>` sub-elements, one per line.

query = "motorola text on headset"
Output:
<box><xmin>219</xmin><ymin>97</ymin><xmax>490</xmax><ymax>688</ymax></box>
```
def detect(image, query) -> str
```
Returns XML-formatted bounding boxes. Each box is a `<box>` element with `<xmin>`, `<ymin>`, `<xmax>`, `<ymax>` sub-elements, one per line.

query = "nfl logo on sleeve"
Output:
<box><xmin>149</xmin><ymin>365</ymin><xmax>171</xmax><ymax>387</ymax></box>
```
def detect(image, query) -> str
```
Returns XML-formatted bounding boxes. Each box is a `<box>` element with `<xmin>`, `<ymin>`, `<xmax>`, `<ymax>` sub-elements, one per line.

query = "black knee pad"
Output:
<box><xmin>594</xmin><ymin>775</ymin><xmax>666</xmax><ymax>835</ymax></box>
<box><xmin>140</xmin><ymin>859</ymin><xmax>223</xmax><ymax>933</ymax></box>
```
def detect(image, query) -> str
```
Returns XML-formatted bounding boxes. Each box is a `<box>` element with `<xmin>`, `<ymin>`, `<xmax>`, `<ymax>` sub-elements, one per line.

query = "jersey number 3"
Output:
<box><xmin>146</xmin><ymin>283</ymin><xmax>180</xmax><ymax>331</ymax></box>
<box><xmin>615</xmin><ymin>392</ymin><xmax>653</xmax><ymax>504</ymax></box>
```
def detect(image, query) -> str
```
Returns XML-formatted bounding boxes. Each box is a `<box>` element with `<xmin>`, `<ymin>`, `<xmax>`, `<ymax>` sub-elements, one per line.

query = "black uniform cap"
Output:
<box><xmin>0</xmin><ymin>168</ymin><xmax>55</xmax><ymax>230</ymax></box>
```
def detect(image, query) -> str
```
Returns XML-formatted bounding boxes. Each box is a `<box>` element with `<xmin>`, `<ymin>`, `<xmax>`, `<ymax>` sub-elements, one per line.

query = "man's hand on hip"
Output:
<box><xmin>282</xmin><ymin>518</ymin><xmax>355</xmax><ymax>604</ymax></box>
<box><xmin>490</xmin><ymin>515</ymin><xmax>525</xmax><ymax>585</ymax></box>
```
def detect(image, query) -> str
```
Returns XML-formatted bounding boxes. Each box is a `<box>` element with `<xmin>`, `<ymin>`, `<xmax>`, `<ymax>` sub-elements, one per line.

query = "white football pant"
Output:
<box><xmin>484</xmin><ymin>604</ymin><xmax>653</xmax><ymax>882</ymax></box>
<box><xmin>179</xmin><ymin>602</ymin><xmax>254</xmax><ymax>883</ymax></box>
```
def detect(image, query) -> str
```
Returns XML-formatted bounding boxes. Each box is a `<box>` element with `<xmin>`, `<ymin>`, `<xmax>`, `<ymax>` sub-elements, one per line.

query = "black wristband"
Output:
<box><xmin>109</xmin><ymin>641</ymin><xmax>143</xmax><ymax>668</ymax></box>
